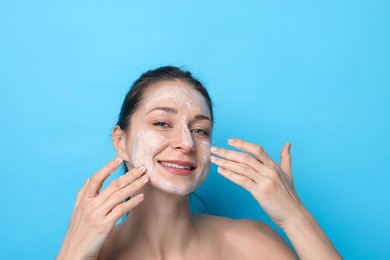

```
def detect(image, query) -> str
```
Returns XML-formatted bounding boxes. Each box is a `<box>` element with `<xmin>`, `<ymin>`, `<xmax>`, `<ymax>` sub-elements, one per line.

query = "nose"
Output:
<box><xmin>171</xmin><ymin>126</ymin><xmax>195</xmax><ymax>153</ymax></box>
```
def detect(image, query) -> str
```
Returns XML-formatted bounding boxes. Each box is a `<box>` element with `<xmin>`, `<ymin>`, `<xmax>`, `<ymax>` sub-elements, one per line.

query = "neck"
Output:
<box><xmin>121</xmin><ymin>184</ymin><xmax>198</xmax><ymax>256</ymax></box>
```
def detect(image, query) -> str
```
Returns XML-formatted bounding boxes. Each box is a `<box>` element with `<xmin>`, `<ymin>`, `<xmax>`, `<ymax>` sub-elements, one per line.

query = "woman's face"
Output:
<box><xmin>123</xmin><ymin>80</ymin><xmax>212</xmax><ymax>195</ymax></box>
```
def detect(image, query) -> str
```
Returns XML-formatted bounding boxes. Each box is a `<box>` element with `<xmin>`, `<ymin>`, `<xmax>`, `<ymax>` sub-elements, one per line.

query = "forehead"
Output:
<box><xmin>141</xmin><ymin>80</ymin><xmax>211</xmax><ymax>116</ymax></box>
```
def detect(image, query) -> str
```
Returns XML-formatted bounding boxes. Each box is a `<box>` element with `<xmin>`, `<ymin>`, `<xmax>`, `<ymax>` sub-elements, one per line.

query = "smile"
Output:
<box><xmin>157</xmin><ymin>160</ymin><xmax>196</xmax><ymax>176</ymax></box>
<box><xmin>161</xmin><ymin>161</ymin><xmax>192</xmax><ymax>169</ymax></box>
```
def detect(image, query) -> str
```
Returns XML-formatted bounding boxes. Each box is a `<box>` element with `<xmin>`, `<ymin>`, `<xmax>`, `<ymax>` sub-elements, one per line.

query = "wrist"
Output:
<box><xmin>279</xmin><ymin>205</ymin><xmax>316</xmax><ymax>233</ymax></box>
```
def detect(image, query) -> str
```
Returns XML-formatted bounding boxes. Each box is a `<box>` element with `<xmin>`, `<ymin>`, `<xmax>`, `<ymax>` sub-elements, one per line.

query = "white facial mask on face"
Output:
<box><xmin>126</xmin><ymin>83</ymin><xmax>212</xmax><ymax>195</ymax></box>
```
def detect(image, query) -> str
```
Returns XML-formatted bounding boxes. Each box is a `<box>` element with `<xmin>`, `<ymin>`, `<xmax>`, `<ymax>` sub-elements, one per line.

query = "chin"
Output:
<box><xmin>147</xmin><ymin>166</ymin><xmax>209</xmax><ymax>196</ymax></box>
<box><xmin>152</xmin><ymin>182</ymin><xmax>194</xmax><ymax>196</ymax></box>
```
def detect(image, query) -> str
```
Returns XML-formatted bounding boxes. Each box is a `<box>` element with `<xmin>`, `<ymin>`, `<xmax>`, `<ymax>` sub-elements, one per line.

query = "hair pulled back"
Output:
<box><xmin>116</xmin><ymin>66</ymin><xmax>213</xmax><ymax>131</ymax></box>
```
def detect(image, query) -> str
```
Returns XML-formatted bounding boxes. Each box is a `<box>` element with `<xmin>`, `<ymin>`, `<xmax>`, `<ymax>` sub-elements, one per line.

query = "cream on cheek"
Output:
<box><xmin>188</xmin><ymin>139</ymin><xmax>211</xmax><ymax>191</ymax></box>
<box><xmin>130</xmin><ymin>130</ymin><xmax>168</xmax><ymax>177</ymax></box>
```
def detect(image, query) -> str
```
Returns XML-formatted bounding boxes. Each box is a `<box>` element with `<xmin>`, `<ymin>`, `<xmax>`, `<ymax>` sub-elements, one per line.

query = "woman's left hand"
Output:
<box><xmin>210</xmin><ymin>138</ymin><xmax>303</xmax><ymax>228</ymax></box>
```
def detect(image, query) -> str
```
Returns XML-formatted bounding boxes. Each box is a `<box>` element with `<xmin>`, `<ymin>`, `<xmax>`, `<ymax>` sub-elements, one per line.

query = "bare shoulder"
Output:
<box><xmin>194</xmin><ymin>214</ymin><xmax>297</xmax><ymax>259</ymax></box>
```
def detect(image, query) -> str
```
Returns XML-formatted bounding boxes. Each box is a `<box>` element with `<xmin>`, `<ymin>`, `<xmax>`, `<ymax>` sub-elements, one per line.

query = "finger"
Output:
<box><xmin>228</xmin><ymin>138</ymin><xmax>277</xmax><ymax>168</ymax></box>
<box><xmin>210</xmin><ymin>155</ymin><xmax>263</xmax><ymax>183</ymax></box>
<box><xmin>280</xmin><ymin>142</ymin><xmax>292</xmax><ymax>176</ymax></box>
<box><xmin>97</xmin><ymin>165</ymin><xmax>147</xmax><ymax>203</ymax></box>
<box><xmin>75</xmin><ymin>178</ymin><xmax>89</xmax><ymax>207</ymax></box>
<box><xmin>85</xmin><ymin>157</ymin><xmax>124</xmax><ymax>198</ymax></box>
<box><xmin>210</xmin><ymin>146</ymin><xmax>272</xmax><ymax>177</ymax></box>
<box><xmin>105</xmin><ymin>193</ymin><xmax>145</xmax><ymax>224</ymax></box>
<box><xmin>98</xmin><ymin>173</ymin><xmax>149</xmax><ymax>216</ymax></box>
<box><xmin>217</xmin><ymin>167</ymin><xmax>256</xmax><ymax>192</ymax></box>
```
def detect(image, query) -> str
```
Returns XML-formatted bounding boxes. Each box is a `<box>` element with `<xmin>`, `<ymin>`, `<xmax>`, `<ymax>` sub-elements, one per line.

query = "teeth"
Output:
<box><xmin>160</xmin><ymin>161</ymin><xmax>193</xmax><ymax>170</ymax></box>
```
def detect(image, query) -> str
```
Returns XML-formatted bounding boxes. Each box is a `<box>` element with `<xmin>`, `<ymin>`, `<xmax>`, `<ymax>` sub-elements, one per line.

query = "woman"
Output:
<box><xmin>56</xmin><ymin>66</ymin><xmax>340</xmax><ymax>259</ymax></box>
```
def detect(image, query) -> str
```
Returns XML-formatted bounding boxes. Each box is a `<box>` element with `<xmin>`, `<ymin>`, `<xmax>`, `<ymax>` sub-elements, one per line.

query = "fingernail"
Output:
<box><xmin>140</xmin><ymin>174</ymin><xmax>149</xmax><ymax>183</ymax></box>
<box><xmin>228</xmin><ymin>138</ymin><xmax>235</xmax><ymax>145</ymax></box>
<box><xmin>85</xmin><ymin>178</ymin><xmax>90</xmax><ymax>185</ymax></box>
<box><xmin>114</xmin><ymin>157</ymin><xmax>123</xmax><ymax>164</ymax></box>
<box><xmin>210</xmin><ymin>146</ymin><xmax>218</xmax><ymax>153</ymax></box>
<box><xmin>210</xmin><ymin>156</ymin><xmax>218</xmax><ymax>163</ymax></box>
<box><xmin>138</xmin><ymin>165</ymin><xmax>146</xmax><ymax>172</ymax></box>
<box><xmin>137</xmin><ymin>193</ymin><xmax>145</xmax><ymax>200</ymax></box>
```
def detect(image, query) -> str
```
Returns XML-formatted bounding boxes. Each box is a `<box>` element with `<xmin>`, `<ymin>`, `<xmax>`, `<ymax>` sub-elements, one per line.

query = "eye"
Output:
<box><xmin>191</xmin><ymin>128</ymin><xmax>210</xmax><ymax>136</ymax></box>
<box><xmin>153</xmin><ymin>120</ymin><xmax>170</xmax><ymax>128</ymax></box>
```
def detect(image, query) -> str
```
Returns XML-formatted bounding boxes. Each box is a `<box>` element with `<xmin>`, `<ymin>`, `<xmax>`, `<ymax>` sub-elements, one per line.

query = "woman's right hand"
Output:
<box><xmin>56</xmin><ymin>157</ymin><xmax>149</xmax><ymax>260</ymax></box>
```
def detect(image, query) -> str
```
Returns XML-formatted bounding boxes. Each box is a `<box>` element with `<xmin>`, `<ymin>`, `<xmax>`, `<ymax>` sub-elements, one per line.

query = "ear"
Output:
<box><xmin>112</xmin><ymin>125</ymin><xmax>130</xmax><ymax>161</ymax></box>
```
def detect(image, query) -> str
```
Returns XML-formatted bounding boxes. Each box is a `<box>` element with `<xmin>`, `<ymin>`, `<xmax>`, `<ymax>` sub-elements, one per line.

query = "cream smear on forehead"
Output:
<box><xmin>129</xmin><ymin>84</ymin><xmax>211</xmax><ymax>195</ymax></box>
<box><xmin>143</xmin><ymin>84</ymin><xmax>210</xmax><ymax>117</ymax></box>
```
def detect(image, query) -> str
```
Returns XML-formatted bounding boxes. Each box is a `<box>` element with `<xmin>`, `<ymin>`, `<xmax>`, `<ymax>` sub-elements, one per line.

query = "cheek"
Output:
<box><xmin>198</xmin><ymin>139</ymin><xmax>211</xmax><ymax>164</ymax></box>
<box><xmin>197</xmin><ymin>139</ymin><xmax>211</xmax><ymax>176</ymax></box>
<box><xmin>129</xmin><ymin>131</ymin><xmax>168</xmax><ymax>169</ymax></box>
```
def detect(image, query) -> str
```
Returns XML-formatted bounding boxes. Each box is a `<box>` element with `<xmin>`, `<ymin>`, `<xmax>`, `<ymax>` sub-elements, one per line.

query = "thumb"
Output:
<box><xmin>280</xmin><ymin>142</ymin><xmax>292</xmax><ymax>176</ymax></box>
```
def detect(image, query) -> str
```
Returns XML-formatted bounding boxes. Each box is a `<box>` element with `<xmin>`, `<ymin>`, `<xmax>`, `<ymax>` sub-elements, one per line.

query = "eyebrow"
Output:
<box><xmin>147</xmin><ymin>106</ymin><xmax>178</xmax><ymax>114</ymax></box>
<box><xmin>146</xmin><ymin>106</ymin><xmax>211</xmax><ymax>122</ymax></box>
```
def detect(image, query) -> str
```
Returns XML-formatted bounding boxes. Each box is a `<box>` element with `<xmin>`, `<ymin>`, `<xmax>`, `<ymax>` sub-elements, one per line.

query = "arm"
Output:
<box><xmin>210</xmin><ymin>139</ymin><xmax>341</xmax><ymax>260</ymax></box>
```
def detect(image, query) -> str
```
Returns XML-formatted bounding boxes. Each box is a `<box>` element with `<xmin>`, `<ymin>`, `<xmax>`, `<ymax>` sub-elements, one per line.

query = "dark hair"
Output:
<box><xmin>116</xmin><ymin>65</ymin><xmax>213</xmax><ymax>132</ymax></box>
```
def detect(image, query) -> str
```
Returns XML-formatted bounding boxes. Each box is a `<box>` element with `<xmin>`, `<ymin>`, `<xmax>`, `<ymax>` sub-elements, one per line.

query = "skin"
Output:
<box><xmin>56</xmin><ymin>80</ymin><xmax>341</xmax><ymax>260</ymax></box>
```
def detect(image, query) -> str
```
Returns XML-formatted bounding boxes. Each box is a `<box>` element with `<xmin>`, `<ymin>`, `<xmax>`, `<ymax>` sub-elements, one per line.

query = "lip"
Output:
<box><xmin>157</xmin><ymin>160</ymin><xmax>196</xmax><ymax>176</ymax></box>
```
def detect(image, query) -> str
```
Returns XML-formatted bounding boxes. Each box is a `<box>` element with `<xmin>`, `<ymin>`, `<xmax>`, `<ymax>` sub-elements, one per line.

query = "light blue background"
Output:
<box><xmin>1</xmin><ymin>1</ymin><xmax>389</xmax><ymax>259</ymax></box>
